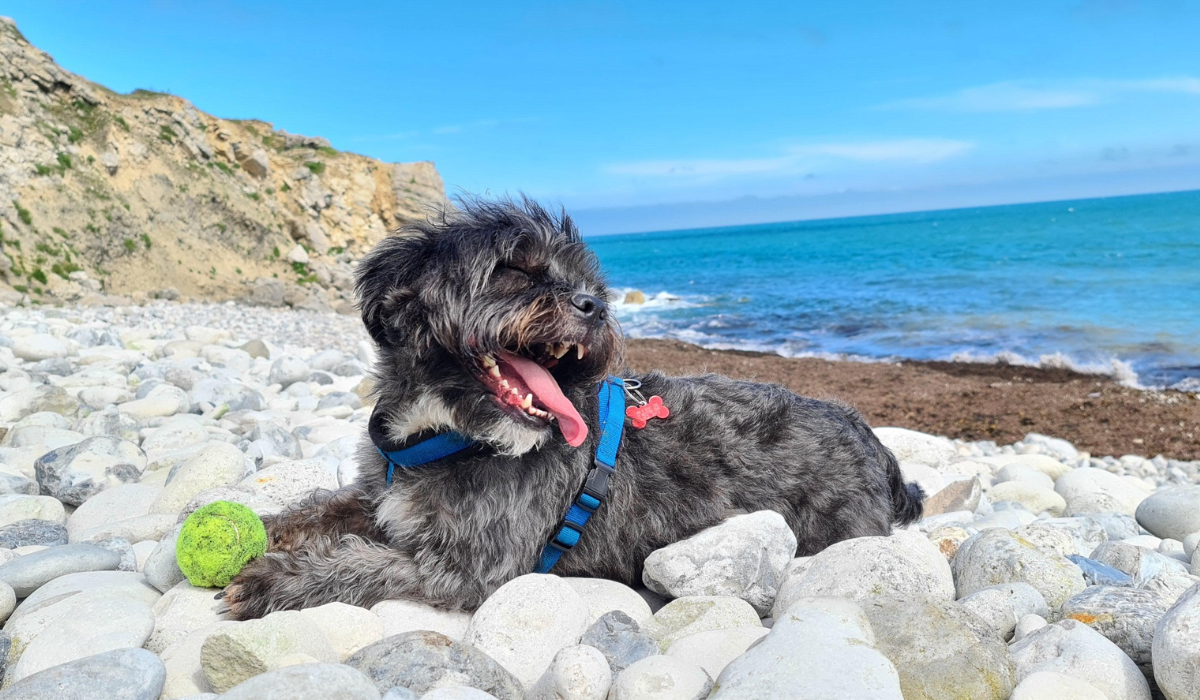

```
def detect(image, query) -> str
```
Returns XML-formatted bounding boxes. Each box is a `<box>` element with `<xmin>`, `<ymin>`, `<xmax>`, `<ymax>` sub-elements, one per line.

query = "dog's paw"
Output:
<box><xmin>221</xmin><ymin>557</ymin><xmax>282</xmax><ymax>620</ymax></box>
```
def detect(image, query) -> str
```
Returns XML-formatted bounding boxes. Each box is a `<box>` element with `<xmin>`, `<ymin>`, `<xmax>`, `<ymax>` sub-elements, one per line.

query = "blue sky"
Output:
<box><xmin>6</xmin><ymin>1</ymin><xmax>1200</xmax><ymax>232</ymax></box>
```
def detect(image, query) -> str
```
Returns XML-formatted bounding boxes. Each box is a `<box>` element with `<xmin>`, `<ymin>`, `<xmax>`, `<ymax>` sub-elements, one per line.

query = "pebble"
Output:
<box><xmin>641</xmin><ymin>511</ymin><xmax>796</xmax><ymax>616</ymax></box>
<box><xmin>199</xmin><ymin>610</ymin><xmax>337</xmax><ymax>692</ymax></box>
<box><xmin>952</xmin><ymin>529</ymin><xmax>1086</xmax><ymax>609</ymax></box>
<box><xmin>370</xmin><ymin>599</ymin><xmax>472</xmax><ymax>640</ymax></box>
<box><xmin>0</xmin><ymin>542</ymin><xmax>121</xmax><ymax>596</ymax></box>
<box><xmin>0</xmin><ymin>494</ymin><xmax>66</xmax><ymax>527</ymax></box>
<box><xmin>0</xmin><ymin>648</ymin><xmax>165</xmax><ymax>700</ymax></box>
<box><xmin>611</xmin><ymin>655</ymin><xmax>712</xmax><ymax>700</ymax></box>
<box><xmin>215</xmin><ymin>662</ymin><xmax>382</xmax><ymax>700</ymax></box>
<box><xmin>989</xmin><ymin>481</ymin><xmax>1067</xmax><ymax>516</ymax></box>
<box><xmin>1016</xmin><ymin>517</ymin><xmax>1108</xmax><ymax>558</ymax></box>
<box><xmin>1059</xmin><ymin>585</ymin><xmax>1169</xmax><ymax>674</ymax></box>
<box><xmin>145</xmin><ymin>524</ymin><xmax>186</xmax><ymax>592</ymax></box>
<box><xmin>1009</xmin><ymin>671</ymin><xmax>1108</xmax><ymax>700</ymax></box>
<box><xmin>7</xmin><ymin>570</ymin><xmax>161</xmax><ymax>625</ymax></box>
<box><xmin>150</xmin><ymin>442</ymin><xmax>247</xmax><ymax>514</ymax></box>
<box><xmin>710</xmin><ymin>596</ymin><xmax>903</xmax><ymax>700</ymax></box>
<box><xmin>563</xmin><ymin>577</ymin><xmax>653</xmax><ymax>627</ymax></box>
<box><xmin>0</xmin><ymin>519</ymin><xmax>68</xmax><ymax>548</ymax></box>
<box><xmin>578</xmin><ymin>611</ymin><xmax>659</xmax><ymax>679</ymax></box>
<box><xmin>11</xmin><ymin>334</ymin><xmax>69</xmax><ymax>362</ymax></box>
<box><xmin>299</xmin><ymin>602</ymin><xmax>384</xmax><ymax>661</ymax></box>
<box><xmin>640</xmin><ymin>596</ymin><xmax>761</xmax><ymax>652</ymax></box>
<box><xmin>7</xmin><ymin>596</ymin><xmax>155</xmax><ymax>684</ymax></box>
<box><xmin>874</xmin><ymin>427</ymin><xmax>956</xmax><ymax>467</ymax></box>
<box><xmin>771</xmin><ymin>529</ymin><xmax>953</xmax><ymax>617</ymax></box>
<box><xmin>921</xmin><ymin>476</ymin><xmax>982</xmax><ymax>516</ymax></box>
<box><xmin>1135</xmin><ymin>485</ymin><xmax>1200</xmax><ymax>542</ymax></box>
<box><xmin>1009</xmin><ymin>619</ymin><xmax>1150</xmax><ymax>700</ymax></box>
<box><xmin>119</xmin><ymin>384</ymin><xmax>191</xmax><ymax>420</ymax></box>
<box><xmin>995</xmin><ymin>463</ymin><xmax>1056</xmax><ymax>490</ymax></box>
<box><xmin>1013</xmin><ymin>613</ymin><xmax>1048</xmax><ymax>642</ymax></box>
<box><xmin>528</xmin><ymin>645</ymin><xmax>611</xmax><ymax>700</ymax></box>
<box><xmin>1090</xmin><ymin>540</ymin><xmax>1189</xmax><ymax>584</ymax></box>
<box><xmin>34</xmin><ymin>436</ymin><xmax>147</xmax><ymax>505</ymax></box>
<box><xmin>345</xmin><ymin>631</ymin><xmax>524</xmax><ymax>700</ymax></box>
<box><xmin>239</xmin><ymin>459</ymin><xmax>338</xmax><ymax>507</ymax></box>
<box><xmin>1054</xmin><ymin>467</ymin><xmax>1147</xmax><ymax>516</ymax></box>
<box><xmin>1152</xmin><ymin>582</ymin><xmax>1200</xmax><ymax>700</ymax></box>
<box><xmin>862</xmin><ymin>595</ymin><xmax>1014</xmax><ymax>700</ymax></box>
<box><xmin>147</xmin><ymin>580</ymin><xmax>226</xmax><ymax>653</ymax></box>
<box><xmin>957</xmin><ymin>582</ymin><xmax>1049</xmax><ymax>640</ymax></box>
<box><xmin>268</xmin><ymin>356</ymin><xmax>310</xmax><ymax>388</ymax></box>
<box><xmin>0</xmin><ymin>579</ymin><xmax>14</xmax><ymax>623</ymax></box>
<box><xmin>158</xmin><ymin>621</ymin><xmax>234</xmax><ymax>699</ymax></box>
<box><xmin>664</xmin><ymin>626</ymin><xmax>768</xmax><ymax>680</ymax></box>
<box><xmin>464</xmin><ymin>573</ymin><xmax>590</xmax><ymax>689</ymax></box>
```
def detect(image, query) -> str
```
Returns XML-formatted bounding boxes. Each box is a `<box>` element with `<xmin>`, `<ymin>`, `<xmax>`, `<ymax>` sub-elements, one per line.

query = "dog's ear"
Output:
<box><xmin>355</xmin><ymin>231</ymin><xmax>432</xmax><ymax>346</ymax></box>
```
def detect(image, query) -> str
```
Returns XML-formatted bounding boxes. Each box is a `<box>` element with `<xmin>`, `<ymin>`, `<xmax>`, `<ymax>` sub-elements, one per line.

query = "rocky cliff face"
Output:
<box><xmin>0</xmin><ymin>16</ymin><xmax>446</xmax><ymax>311</ymax></box>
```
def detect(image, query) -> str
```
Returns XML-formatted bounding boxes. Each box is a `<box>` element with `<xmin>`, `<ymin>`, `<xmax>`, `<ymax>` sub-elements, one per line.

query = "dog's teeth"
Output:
<box><xmin>488</xmin><ymin>365</ymin><xmax>501</xmax><ymax>379</ymax></box>
<box><xmin>551</xmin><ymin>343</ymin><xmax>569</xmax><ymax>359</ymax></box>
<box><xmin>521</xmin><ymin>394</ymin><xmax>533</xmax><ymax>409</ymax></box>
<box><xmin>481</xmin><ymin>355</ymin><xmax>496</xmax><ymax>368</ymax></box>
<box><xmin>511</xmin><ymin>387</ymin><xmax>520</xmax><ymax>395</ymax></box>
<box><xmin>576</xmin><ymin>344</ymin><xmax>586</xmax><ymax>360</ymax></box>
<box><xmin>499</xmin><ymin>379</ymin><xmax>509</xmax><ymax>389</ymax></box>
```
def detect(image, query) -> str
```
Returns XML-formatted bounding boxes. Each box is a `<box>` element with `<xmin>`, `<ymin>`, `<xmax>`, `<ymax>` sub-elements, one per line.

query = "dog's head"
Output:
<box><xmin>356</xmin><ymin>197</ymin><xmax>622</xmax><ymax>455</ymax></box>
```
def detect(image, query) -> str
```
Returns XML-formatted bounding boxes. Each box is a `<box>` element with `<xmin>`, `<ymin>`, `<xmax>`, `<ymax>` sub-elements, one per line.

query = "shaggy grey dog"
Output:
<box><xmin>223</xmin><ymin>198</ymin><xmax>924</xmax><ymax>620</ymax></box>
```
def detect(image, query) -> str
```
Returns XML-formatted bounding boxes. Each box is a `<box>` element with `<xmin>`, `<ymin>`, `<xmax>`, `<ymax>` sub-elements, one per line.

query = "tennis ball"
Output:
<box><xmin>175</xmin><ymin>500</ymin><xmax>267</xmax><ymax>588</ymax></box>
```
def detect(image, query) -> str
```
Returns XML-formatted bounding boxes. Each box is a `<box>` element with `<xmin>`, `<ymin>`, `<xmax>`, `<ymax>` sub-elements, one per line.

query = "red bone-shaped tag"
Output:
<box><xmin>626</xmin><ymin>395</ymin><xmax>670</xmax><ymax>429</ymax></box>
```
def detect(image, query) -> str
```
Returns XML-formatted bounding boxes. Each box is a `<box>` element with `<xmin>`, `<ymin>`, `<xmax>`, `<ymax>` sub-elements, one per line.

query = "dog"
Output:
<box><xmin>222</xmin><ymin>197</ymin><xmax>924</xmax><ymax>620</ymax></box>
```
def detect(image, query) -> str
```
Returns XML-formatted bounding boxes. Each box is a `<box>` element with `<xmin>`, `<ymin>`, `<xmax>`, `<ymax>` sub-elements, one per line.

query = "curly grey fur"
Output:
<box><xmin>223</xmin><ymin>197</ymin><xmax>924</xmax><ymax>619</ymax></box>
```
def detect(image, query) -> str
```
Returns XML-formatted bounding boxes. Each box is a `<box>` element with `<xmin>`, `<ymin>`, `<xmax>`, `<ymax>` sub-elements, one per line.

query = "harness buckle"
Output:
<box><xmin>547</xmin><ymin>522</ymin><xmax>584</xmax><ymax>552</ymax></box>
<box><xmin>582</xmin><ymin>458</ymin><xmax>616</xmax><ymax>504</ymax></box>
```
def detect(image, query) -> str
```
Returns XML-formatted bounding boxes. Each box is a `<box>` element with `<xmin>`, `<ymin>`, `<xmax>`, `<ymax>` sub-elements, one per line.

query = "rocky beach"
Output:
<box><xmin>0</xmin><ymin>300</ymin><xmax>1197</xmax><ymax>699</ymax></box>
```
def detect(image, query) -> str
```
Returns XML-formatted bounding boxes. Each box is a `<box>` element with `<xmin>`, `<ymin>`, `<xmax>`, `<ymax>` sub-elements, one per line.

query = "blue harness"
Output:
<box><xmin>370</xmin><ymin>377</ymin><xmax>626</xmax><ymax>574</ymax></box>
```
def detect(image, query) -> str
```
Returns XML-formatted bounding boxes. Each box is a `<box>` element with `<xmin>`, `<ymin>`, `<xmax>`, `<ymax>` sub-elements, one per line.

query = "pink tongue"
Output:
<box><xmin>500</xmin><ymin>352</ymin><xmax>588</xmax><ymax>447</ymax></box>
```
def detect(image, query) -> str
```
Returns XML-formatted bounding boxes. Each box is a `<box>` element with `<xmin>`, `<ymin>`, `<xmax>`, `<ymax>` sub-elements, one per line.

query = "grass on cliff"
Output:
<box><xmin>304</xmin><ymin>161</ymin><xmax>325</xmax><ymax>175</ymax></box>
<box><xmin>12</xmin><ymin>201</ymin><xmax>32</xmax><ymax>226</ymax></box>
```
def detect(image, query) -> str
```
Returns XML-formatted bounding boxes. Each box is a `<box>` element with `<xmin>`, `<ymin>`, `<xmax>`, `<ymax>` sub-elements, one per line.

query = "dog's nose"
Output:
<box><xmin>570</xmin><ymin>293</ymin><xmax>607</xmax><ymax>322</ymax></box>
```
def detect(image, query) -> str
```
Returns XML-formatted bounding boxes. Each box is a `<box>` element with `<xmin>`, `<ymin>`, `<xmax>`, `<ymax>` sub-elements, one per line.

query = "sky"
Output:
<box><xmin>6</xmin><ymin>1</ymin><xmax>1200</xmax><ymax>233</ymax></box>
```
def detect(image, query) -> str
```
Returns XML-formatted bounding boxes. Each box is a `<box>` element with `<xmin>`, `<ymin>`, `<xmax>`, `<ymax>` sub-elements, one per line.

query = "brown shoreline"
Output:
<box><xmin>625</xmin><ymin>339</ymin><xmax>1200</xmax><ymax>461</ymax></box>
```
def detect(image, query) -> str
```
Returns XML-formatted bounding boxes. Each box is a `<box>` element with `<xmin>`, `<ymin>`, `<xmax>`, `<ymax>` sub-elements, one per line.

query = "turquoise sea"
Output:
<box><xmin>589</xmin><ymin>190</ymin><xmax>1200</xmax><ymax>389</ymax></box>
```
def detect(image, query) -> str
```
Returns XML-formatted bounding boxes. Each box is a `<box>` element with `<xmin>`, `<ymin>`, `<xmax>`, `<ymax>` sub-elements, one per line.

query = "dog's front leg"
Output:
<box><xmin>222</xmin><ymin>534</ymin><xmax>434</xmax><ymax>620</ymax></box>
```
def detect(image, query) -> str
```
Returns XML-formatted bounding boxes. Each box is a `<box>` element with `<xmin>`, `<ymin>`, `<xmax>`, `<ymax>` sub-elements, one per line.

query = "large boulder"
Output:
<box><xmin>1010</xmin><ymin>620</ymin><xmax>1150</xmax><ymax>700</ymax></box>
<box><xmin>1135</xmin><ymin>485</ymin><xmax>1200</xmax><ymax>542</ymax></box>
<box><xmin>952</xmin><ymin>529</ymin><xmax>1085</xmax><ymax>609</ymax></box>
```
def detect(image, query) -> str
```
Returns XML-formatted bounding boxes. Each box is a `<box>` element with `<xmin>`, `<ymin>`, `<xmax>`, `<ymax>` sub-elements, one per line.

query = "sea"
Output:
<box><xmin>588</xmin><ymin>190</ymin><xmax>1200</xmax><ymax>390</ymax></box>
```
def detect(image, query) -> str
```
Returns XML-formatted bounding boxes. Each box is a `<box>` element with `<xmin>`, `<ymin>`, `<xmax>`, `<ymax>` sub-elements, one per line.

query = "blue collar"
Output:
<box><xmin>370</xmin><ymin>377</ymin><xmax>627</xmax><ymax>574</ymax></box>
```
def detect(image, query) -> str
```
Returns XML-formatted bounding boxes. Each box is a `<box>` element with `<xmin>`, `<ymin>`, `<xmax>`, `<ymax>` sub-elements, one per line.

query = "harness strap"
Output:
<box><xmin>534</xmin><ymin>377</ymin><xmax>625</xmax><ymax>574</ymax></box>
<box><xmin>379</xmin><ymin>431</ymin><xmax>475</xmax><ymax>486</ymax></box>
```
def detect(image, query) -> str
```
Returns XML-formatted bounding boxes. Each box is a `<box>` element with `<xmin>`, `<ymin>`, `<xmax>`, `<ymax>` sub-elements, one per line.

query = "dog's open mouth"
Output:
<box><xmin>478</xmin><ymin>343</ymin><xmax>590</xmax><ymax>447</ymax></box>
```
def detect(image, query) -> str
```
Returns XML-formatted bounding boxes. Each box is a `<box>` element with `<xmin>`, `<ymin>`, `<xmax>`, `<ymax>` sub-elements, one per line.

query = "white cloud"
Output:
<box><xmin>882</xmin><ymin>76</ymin><xmax>1200</xmax><ymax>112</ymax></box>
<box><xmin>605</xmin><ymin>139</ymin><xmax>973</xmax><ymax>178</ymax></box>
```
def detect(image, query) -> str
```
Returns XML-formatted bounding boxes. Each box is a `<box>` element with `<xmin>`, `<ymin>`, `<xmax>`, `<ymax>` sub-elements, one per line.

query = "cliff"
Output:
<box><xmin>0</xmin><ymin>16</ymin><xmax>446</xmax><ymax>311</ymax></box>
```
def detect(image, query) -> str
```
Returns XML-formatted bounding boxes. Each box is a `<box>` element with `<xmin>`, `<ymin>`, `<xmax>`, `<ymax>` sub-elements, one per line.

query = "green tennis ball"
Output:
<box><xmin>176</xmin><ymin>500</ymin><xmax>267</xmax><ymax>588</ymax></box>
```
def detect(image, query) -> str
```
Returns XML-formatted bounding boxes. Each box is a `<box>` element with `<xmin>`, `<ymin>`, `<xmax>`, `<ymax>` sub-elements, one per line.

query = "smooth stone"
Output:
<box><xmin>989</xmin><ymin>482</ymin><xmax>1067</xmax><ymax>516</ymax></box>
<box><xmin>6</xmin><ymin>426</ymin><xmax>83</xmax><ymax>451</ymax></box>
<box><xmin>952</xmin><ymin>529</ymin><xmax>1085</xmax><ymax>609</ymax></box>
<box><xmin>7</xmin><ymin>596</ymin><xmax>154</xmax><ymax>683</ymax></box>
<box><xmin>1137</xmin><ymin>570</ymin><xmax>1200</xmax><ymax>605</ymax></box>
<box><xmin>710</xmin><ymin>596</ymin><xmax>903</xmax><ymax>700</ymax></box>
<box><xmin>0</xmin><ymin>495</ymin><xmax>66</xmax><ymax>528</ymax></box>
<box><xmin>0</xmin><ymin>580</ymin><xmax>13</xmax><ymax>621</ymax></box>
<box><xmin>771</xmin><ymin>529</ymin><xmax>953</xmax><ymax>618</ymax></box>
<box><xmin>200</xmin><ymin>610</ymin><xmax>337</xmax><ymax>693</ymax></box>
<box><xmin>1010</xmin><ymin>619</ymin><xmax>1150</xmax><ymax>700</ymax></box>
<box><xmin>140</xmin><ymin>417</ymin><xmax>209</xmax><ymax>461</ymax></box>
<box><xmin>1055</xmin><ymin>468</ymin><xmax>1146</xmax><ymax>516</ymax></box>
<box><xmin>1088</xmin><ymin>513</ymin><xmax>1141</xmax><ymax>542</ymax></box>
<box><xmin>1090</xmin><ymin>540</ymin><xmax>1189</xmax><ymax>585</ymax></box>
<box><xmin>190</xmin><ymin>379</ymin><xmax>265</xmax><ymax>413</ymax></box>
<box><xmin>563</xmin><ymin>578</ymin><xmax>653</xmax><ymax>627</ymax></box>
<box><xmin>972</xmin><ymin>509</ymin><xmax>1034</xmax><ymax>530</ymax></box>
<box><xmin>464</xmin><ymin>574</ymin><xmax>589</xmax><ymax>689</ymax></box>
<box><xmin>178</xmin><ymin>486</ymin><xmax>283</xmax><ymax>520</ymax></box>
<box><xmin>420</xmin><ymin>690</ymin><xmax>499</xmax><ymax>700</ymax></box>
<box><xmin>0</xmin><ymin>520</ymin><xmax>67</xmax><ymax>549</ymax></box>
<box><xmin>238</xmin><ymin>459</ymin><xmax>337</xmax><ymax>506</ymax></box>
<box><xmin>1013</xmin><ymin>614</ymin><xmax>1048</xmax><ymax>642</ymax></box>
<box><xmin>1183</xmin><ymin>532</ymin><xmax>1200</xmax><ymax>559</ymax></box>
<box><xmin>579</xmin><ymin>611</ymin><xmax>658</xmax><ymax>679</ymax></box>
<box><xmin>34</xmin><ymin>436</ymin><xmax>146</xmax><ymax>505</ymax></box>
<box><xmin>1066</xmin><ymin>555</ymin><xmax>1135</xmax><ymax>587</ymax></box>
<box><xmin>146</xmin><ymin>580</ymin><xmax>225</xmax><ymax>653</ymax></box>
<box><xmin>344</xmin><ymin>631</ymin><xmax>523</xmax><ymax>700</ymax></box>
<box><xmin>300</xmin><ymin>602</ymin><xmax>384</xmax><ymax>661</ymax></box>
<box><xmin>1135</xmin><ymin>485</ymin><xmax>1200</xmax><ymax>542</ymax></box>
<box><xmin>268</xmin><ymin>357</ymin><xmax>310</xmax><ymax>388</ymax></box>
<box><xmin>0</xmin><ymin>543</ymin><xmax>121</xmax><ymax>597</ymax></box>
<box><xmin>0</xmin><ymin>648</ymin><xmax>165</xmax><ymax>700</ymax></box>
<box><xmin>861</xmin><ymin>595</ymin><xmax>1014</xmax><ymax>700</ymax></box>
<box><xmin>957</xmin><ymin>582</ymin><xmax>1049</xmax><ymax>641</ymax></box>
<box><xmin>1151</xmin><ymin>582</ymin><xmax>1200</xmax><ymax>700</ymax></box>
<box><xmin>527</xmin><ymin>645</ymin><xmax>611</xmax><ymax>700</ymax></box>
<box><xmin>611</xmin><ymin>655</ymin><xmax>711</xmax><ymax>700</ymax></box>
<box><xmin>216</xmin><ymin>662</ymin><xmax>382</xmax><ymax>700</ymax></box>
<box><xmin>66</xmin><ymin>483</ymin><xmax>162</xmax><ymax>541</ymax></box>
<box><xmin>11</xmin><ymin>334</ymin><xmax>68</xmax><ymax>362</ymax></box>
<box><xmin>151</xmin><ymin>443</ymin><xmax>247</xmax><ymax>514</ymax></box>
<box><xmin>1017</xmin><ymin>518</ymin><xmax>1108</xmax><ymax>558</ymax></box>
<box><xmin>145</xmin><ymin>524</ymin><xmax>186</xmax><ymax>592</ymax></box>
<box><xmin>926</xmin><ymin>525</ymin><xmax>970</xmax><ymax>561</ymax></box>
<box><xmin>899</xmin><ymin>462</ymin><xmax>944</xmax><ymax>499</ymax></box>
<box><xmin>7</xmin><ymin>570</ymin><xmax>160</xmax><ymax>625</ymax></box>
<box><xmin>370</xmin><ymin>599</ymin><xmax>471</xmax><ymax>640</ymax></box>
<box><xmin>874</xmin><ymin>427</ymin><xmax>955</xmax><ymax>467</ymax></box>
<box><xmin>995</xmin><ymin>464</ymin><xmax>1056</xmax><ymax>490</ymax></box>
<box><xmin>159</xmin><ymin>622</ymin><xmax>234</xmax><ymax>699</ymax></box>
<box><xmin>118</xmin><ymin>384</ymin><xmax>191</xmax><ymax>420</ymax></box>
<box><xmin>664</xmin><ymin>626</ymin><xmax>768</xmax><ymax>680</ymax></box>
<box><xmin>1010</xmin><ymin>671</ymin><xmax>1108</xmax><ymax>700</ymax></box>
<box><xmin>641</xmin><ymin>511</ymin><xmax>796</xmax><ymax>616</ymax></box>
<box><xmin>641</xmin><ymin>596</ymin><xmax>761</xmax><ymax>652</ymax></box>
<box><xmin>0</xmin><ymin>385</ymin><xmax>78</xmax><ymax>423</ymax></box>
<box><xmin>1059</xmin><ymin>585</ymin><xmax>1169</xmax><ymax>675</ymax></box>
